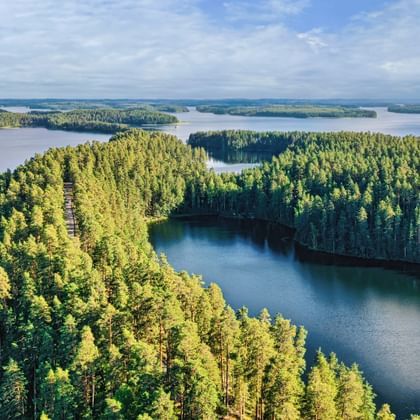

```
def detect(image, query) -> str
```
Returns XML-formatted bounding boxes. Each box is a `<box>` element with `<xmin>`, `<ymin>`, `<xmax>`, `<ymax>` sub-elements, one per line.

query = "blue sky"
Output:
<box><xmin>0</xmin><ymin>0</ymin><xmax>419</xmax><ymax>99</ymax></box>
<box><xmin>201</xmin><ymin>0</ymin><xmax>388</xmax><ymax>31</ymax></box>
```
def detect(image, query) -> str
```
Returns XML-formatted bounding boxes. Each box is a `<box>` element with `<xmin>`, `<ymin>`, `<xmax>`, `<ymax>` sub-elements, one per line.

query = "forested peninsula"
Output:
<box><xmin>0</xmin><ymin>108</ymin><xmax>178</xmax><ymax>134</ymax></box>
<box><xmin>188</xmin><ymin>130</ymin><xmax>419</xmax><ymax>263</ymax></box>
<box><xmin>196</xmin><ymin>105</ymin><xmax>377</xmax><ymax>118</ymax></box>
<box><xmin>0</xmin><ymin>129</ymin><xmax>415</xmax><ymax>419</ymax></box>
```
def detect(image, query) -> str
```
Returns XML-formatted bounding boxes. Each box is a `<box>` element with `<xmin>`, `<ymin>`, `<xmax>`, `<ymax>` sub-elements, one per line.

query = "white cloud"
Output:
<box><xmin>0</xmin><ymin>0</ymin><xmax>419</xmax><ymax>98</ymax></box>
<box><xmin>297</xmin><ymin>28</ymin><xmax>328</xmax><ymax>50</ymax></box>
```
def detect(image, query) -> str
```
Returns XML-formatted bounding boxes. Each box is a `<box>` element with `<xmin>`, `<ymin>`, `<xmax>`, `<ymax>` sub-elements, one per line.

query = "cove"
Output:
<box><xmin>149</xmin><ymin>216</ymin><xmax>420</xmax><ymax>419</ymax></box>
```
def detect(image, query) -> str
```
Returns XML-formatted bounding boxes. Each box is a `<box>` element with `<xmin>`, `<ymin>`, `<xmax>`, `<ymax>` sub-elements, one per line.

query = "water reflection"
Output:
<box><xmin>207</xmin><ymin>149</ymin><xmax>276</xmax><ymax>164</ymax></box>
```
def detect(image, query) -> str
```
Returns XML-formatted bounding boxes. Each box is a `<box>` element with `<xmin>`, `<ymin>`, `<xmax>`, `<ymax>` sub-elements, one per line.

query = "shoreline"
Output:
<box><xmin>167</xmin><ymin>212</ymin><xmax>420</xmax><ymax>271</ymax></box>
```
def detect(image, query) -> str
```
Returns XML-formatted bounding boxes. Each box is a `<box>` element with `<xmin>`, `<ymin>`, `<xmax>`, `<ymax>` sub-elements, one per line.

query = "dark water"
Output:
<box><xmin>150</xmin><ymin>217</ymin><xmax>420</xmax><ymax>419</ymax></box>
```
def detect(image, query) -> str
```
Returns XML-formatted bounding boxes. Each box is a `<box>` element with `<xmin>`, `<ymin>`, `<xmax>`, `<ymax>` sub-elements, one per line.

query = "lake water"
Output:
<box><xmin>0</xmin><ymin>107</ymin><xmax>419</xmax><ymax>417</ymax></box>
<box><xmin>1</xmin><ymin>106</ymin><xmax>420</xmax><ymax>173</ymax></box>
<box><xmin>0</xmin><ymin>126</ymin><xmax>249</xmax><ymax>174</ymax></box>
<box><xmin>158</xmin><ymin>106</ymin><xmax>420</xmax><ymax>140</ymax></box>
<box><xmin>0</xmin><ymin>127</ymin><xmax>110</xmax><ymax>172</ymax></box>
<box><xmin>150</xmin><ymin>217</ymin><xmax>420</xmax><ymax>419</ymax></box>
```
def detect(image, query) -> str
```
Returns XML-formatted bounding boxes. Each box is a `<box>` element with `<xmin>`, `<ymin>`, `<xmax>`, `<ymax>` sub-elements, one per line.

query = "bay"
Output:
<box><xmin>150</xmin><ymin>217</ymin><xmax>420</xmax><ymax>419</ymax></box>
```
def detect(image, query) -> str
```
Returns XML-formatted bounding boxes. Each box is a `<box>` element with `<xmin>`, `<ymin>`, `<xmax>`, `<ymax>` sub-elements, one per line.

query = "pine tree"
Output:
<box><xmin>151</xmin><ymin>388</ymin><xmax>177</xmax><ymax>420</ymax></box>
<box><xmin>0</xmin><ymin>359</ymin><xmax>27</xmax><ymax>419</ymax></box>
<box><xmin>239</xmin><ymin>310</ymin><xmax>274</xmax><ymax>419</ymax></box>
<box><xmin>337</xmin><ymin>364</ymin><xmax>365</xmax><ymax>419</ymax></box>
<box><xmin>71</xmin><ymin>326</ymin><xmax>99</xmax><ymax>414</ymax></box>
<box><xmin>0</xmin><ymin>267</ymin><xmax>11</xmax><ymax>302</ymax></box>
<box><xmin>376</xmin><ymin>404</ymin><xmax>396</xmax><ymax>420</ymax></box>
<box><xmin>305</xmin><ymin>351</ymin><xmax>337</xmax><ymax>420</ymax></box>
<box><xmin>39</xmin><ymin>367</ymin><xmax>75</xmax><ymax>419</ymax></box>
<box><xmin>263</xmin><ymin>315</ymin><xmax>306</xmax><ymax>420</ymax></box>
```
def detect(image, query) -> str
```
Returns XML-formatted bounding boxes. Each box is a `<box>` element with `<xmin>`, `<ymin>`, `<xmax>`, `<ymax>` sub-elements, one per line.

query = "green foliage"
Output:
<box><xmin>197</xmin><ymin>104</ymin><xmax>377</xmax><ymax>118</ymax></box>
<box><xmin>0</xmin><ymin>359</ymin><xmax>27</xmax><ymax>419</ymax></box>
<box><xmin>0</xmin><ymin>266</ymin><xmax>11</xmax><ymax>300</ymax></box>
<box><xmin>188</xmin><ymin>129</ymin><xmax>296</xmax><ymax>153</ymax></box>
<box><xmin>0</xmin><ymin>108</ymin><xmax>178</xmax><ymax>133</ymax></box>
<box><xmin>187</xmin><ymin>130</ymin><xmax>420</xmax><ymax>263</ymax></box>
<box><xmin>0</xmin><ymin>128</ymin><xmax>416</xmax><ymax>418</ymax></box>
<box><xmin>305</xmin><ymin>352</ymin><xmax>338</xmax><ymax>420</ymax></box>
<box><xmin>376</xmin><ymin>404</ymin><xmax>396</xmax><ymax>420</ymax></box>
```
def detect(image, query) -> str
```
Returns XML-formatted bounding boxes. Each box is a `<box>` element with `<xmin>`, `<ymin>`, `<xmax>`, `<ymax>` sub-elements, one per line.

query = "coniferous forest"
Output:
<box><xmin>188</xmin><ymin>130</ymin><xmax>419</xmax><ymax>263</ymax></box>
<box><xmin>0</xmin><ymin>128</ymin><xmax>418</xmax><ymax>419</ymax></box>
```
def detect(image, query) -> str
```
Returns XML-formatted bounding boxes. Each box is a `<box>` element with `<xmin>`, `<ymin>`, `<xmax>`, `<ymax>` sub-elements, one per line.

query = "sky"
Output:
<box><xmin>1</xmin><ymin>0</ymin><xmax>420</xmax><ymax>99</ymax></box>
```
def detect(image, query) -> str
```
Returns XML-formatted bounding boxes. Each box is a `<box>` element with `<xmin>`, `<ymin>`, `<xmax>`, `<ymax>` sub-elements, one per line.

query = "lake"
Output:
<box><xmin>0</xmin><ymin>127</ymin><xmax>111</xmax><ymax>172</ymax></box>
<box><xmin>1</xmin><ymin>106</ymin><xmax>420</xmax><ymax>173</ymax></box>
<box><xmin>0</xmin><ymin>108</ymin><xmax>419</xmax><ymax>417</ymax></box>
<box><xmin>157</xmin><ymin>106</ymin><xmax>420</xmax><ymax>140</ymax></box>
<box><xmin>150</xmin><ymin>217</ymin><xmax>420</xmax><ymax>419</ymax></box>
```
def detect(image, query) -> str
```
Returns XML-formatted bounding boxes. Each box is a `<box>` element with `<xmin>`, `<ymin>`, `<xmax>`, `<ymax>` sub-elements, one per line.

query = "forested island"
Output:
<box><xmin>196</xmin><ymin>105</ymin><xmax>377</xmax><ymax>118</ymax></box>
<box><xmin>0</xmin><ymin>129</ymin><xmax>415</xmax><ymax>419</ymax></box>
<box><xmin>0</xmin><ymin>108</ymin><xmax>178</xmax><ymax>134</ymax></box>
<box><xmin>188</xmin><ymin>130</ymin><xmax>419</xmax><ymax>263</ymax></box>
<box><xmin>388</xmin><ymin>105</ymin><xmax>420</xmax><ymax>114</ymax></box>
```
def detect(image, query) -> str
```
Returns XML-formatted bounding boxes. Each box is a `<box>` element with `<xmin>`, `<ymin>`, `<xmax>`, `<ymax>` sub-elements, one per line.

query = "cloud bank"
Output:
<box><xmin>0</xmin><ymin>0</ymin><xmax>419</xmax><ymax>98</ymax></box>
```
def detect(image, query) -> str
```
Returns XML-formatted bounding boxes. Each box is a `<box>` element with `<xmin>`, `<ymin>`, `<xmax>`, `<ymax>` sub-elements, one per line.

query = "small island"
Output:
<box><xmin>196</xmin><ymin>104</ymin><xmax>377</xmax><ymax>118</ymax></box>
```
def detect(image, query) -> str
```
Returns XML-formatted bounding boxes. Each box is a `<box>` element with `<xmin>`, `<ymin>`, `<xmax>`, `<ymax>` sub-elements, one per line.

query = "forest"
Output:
<box><xmin>388</xmin><ymin>105</ymin><xmax>420</xmax><ymax>114</ymax></box>
<box><xmin>196</xmin><ymin>105</ymin><xmax>377</xmax><ymax>118</ymax></box>
<box><xmin>189</xmin><ymin>130</ymin><xmax>296</xmax><ymax>153</ymax></box>
<box><xmin>0</xmin><ymin>128</ymin><xmax>415</xmax><ymax>419</ymax></box>
<box><xmin>0</xmin><ymin>108</ymin><xmax>178</xmax><ymax>134</ymax></box>
<box><xmin>0</xmin><ymin>100</ymin><xmax>189</xmax><ymax>112</ymax></box>
<box><xmin>187</xmin><ymin>130</ymin><xmax>420</xmax><ymax>263</ymax></box>
<box><xmin>0</xmin><ymin>98</ymin><xmax>388</xmax><ymax>110</ymax></box>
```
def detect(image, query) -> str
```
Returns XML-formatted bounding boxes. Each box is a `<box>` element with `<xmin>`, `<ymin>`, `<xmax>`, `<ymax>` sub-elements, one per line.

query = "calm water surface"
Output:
<box><xmin>150</xmin><ymin>217</ymin><xmax>420</xmax><ymax>419</ymax></box>
<box><xmin>0</xmin><ymin>125</ymin><xmax>251</xmax><ymax>173</ymax></box>
<box><xmin>158</xmin><ymin>107</ymin><xmax>420</xmax><ymax>140</ymax></box>
<box><xmin>1</xmin><ymin>108</ymin><xmax>420</xmax><ymax>417</ymax></box>
<box><xmin>0</xmin><ymin>127</ymin><xmax>110</xmax><ymax>172</ymax></box>
<box><xmin>2</xmin><ymin>106</ymin><xmax>420</xmax><ymax>172</ymax></box>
